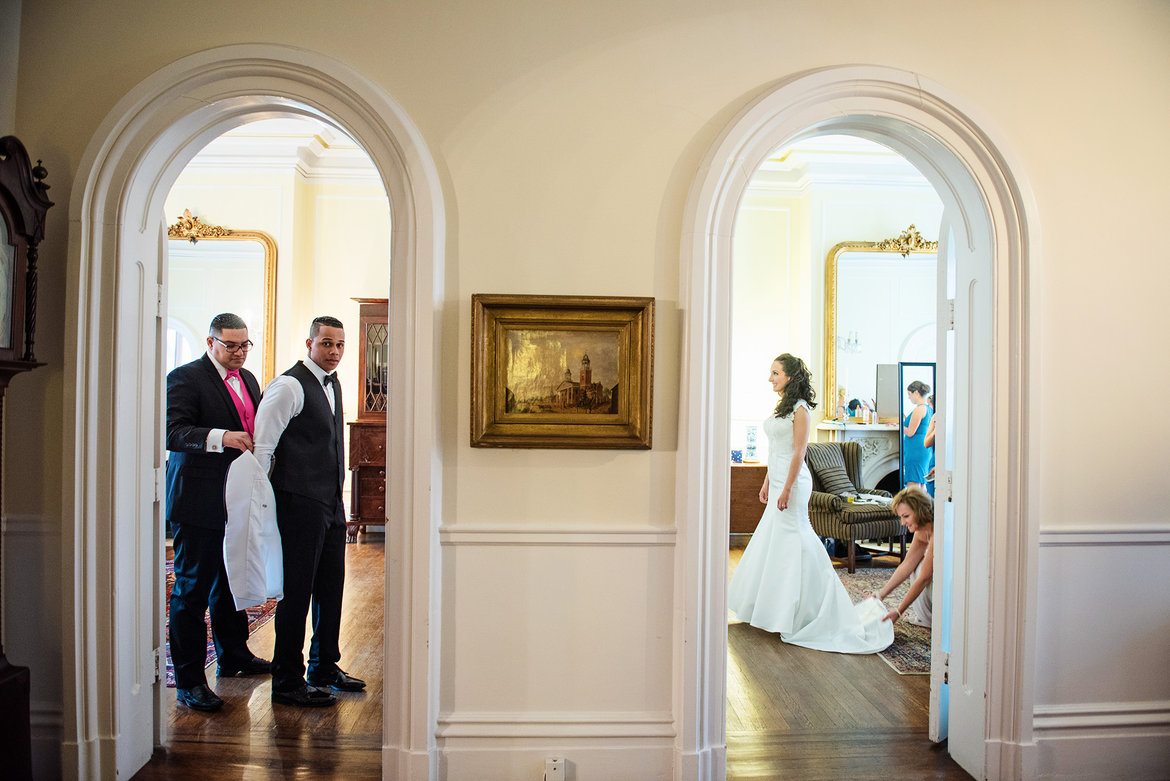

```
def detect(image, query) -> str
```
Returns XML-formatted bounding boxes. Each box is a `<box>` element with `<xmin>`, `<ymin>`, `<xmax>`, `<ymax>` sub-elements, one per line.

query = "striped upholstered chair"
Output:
<box><xmin>804</xmin><ymin>441</ymin><xmax>905</xmax><ymax>573</ymax></box>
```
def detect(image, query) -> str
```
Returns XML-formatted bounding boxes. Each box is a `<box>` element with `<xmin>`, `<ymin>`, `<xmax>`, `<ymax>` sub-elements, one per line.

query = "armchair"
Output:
<box><xmin>805</xmin><ymin>441</ymin><xmax>905</xmax><ymax>573</ymax></box>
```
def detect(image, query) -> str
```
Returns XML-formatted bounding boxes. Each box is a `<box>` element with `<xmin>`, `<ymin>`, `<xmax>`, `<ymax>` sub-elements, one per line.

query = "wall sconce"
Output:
<box><xmin>837</xmin><ymin>330</ymin><xmax>861</xmax><ymax>354</ymax></box>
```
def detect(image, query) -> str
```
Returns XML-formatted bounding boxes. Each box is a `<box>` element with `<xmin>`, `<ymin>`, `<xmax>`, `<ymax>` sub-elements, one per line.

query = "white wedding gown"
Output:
<box><xmin>728</xmin><ymin>402</ymin><xmax>893</xmax><ymax>654</ymax></box>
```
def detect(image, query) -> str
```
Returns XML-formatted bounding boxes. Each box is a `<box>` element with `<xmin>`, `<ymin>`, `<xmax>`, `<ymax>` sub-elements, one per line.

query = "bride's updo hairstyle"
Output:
<box><xmin>773</xmin><ymin>353</ymin><xmax>818</xmax><ymax>418</ymax></box>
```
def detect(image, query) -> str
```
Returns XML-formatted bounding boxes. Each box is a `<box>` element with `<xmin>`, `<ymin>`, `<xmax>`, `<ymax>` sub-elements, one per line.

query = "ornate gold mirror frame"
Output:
<box><xmin>167</xmin><ymin>209</ymin><xmax>278</xmax><ymax>383</ymax></box>
<box><xmin>823</xmin><ymin>224</ymin><xmax>938</xmax><ymax>416</ymax></box>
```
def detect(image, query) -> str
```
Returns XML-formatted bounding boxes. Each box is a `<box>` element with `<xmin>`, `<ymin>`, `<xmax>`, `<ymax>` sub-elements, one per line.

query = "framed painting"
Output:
<box><xmin>471</xmin><ymin>294</ymin><xmax>654</xmax><ymax>449</ymax></box>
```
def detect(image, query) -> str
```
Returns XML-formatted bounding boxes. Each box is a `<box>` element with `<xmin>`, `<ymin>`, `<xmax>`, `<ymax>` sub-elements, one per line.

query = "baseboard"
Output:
<box><xmin>1032</xmin><ymin>701</ymin><xmax>1170</xmax><ymax>780</ymax></box>
<box><xmin>384</xmin><ymin>746</ymin><xmax>435</xmax><ymax>781</ymax></box>
<box><xmin>678</xmin><ymin>743</ymin><xmax>726</xmax><ymax>781</ymax></box>
<box><xmin>435</xmin><ymin>711</ymin><xmax>675</xmax><ymax>780</ymax></box>
<box><xmin>440</xmin><ymin>745</ymin><xmax>674</xmax><ymax>781</ymax></box>
<box><xmin>29</xmin><ymin>702</ymin><xmax>63</xmax><ymax>781</ymax></box>
<box><xmin>985</xmin><ymin>736</ymin><xmax>1038</xmax><ymax>781</ymax></box>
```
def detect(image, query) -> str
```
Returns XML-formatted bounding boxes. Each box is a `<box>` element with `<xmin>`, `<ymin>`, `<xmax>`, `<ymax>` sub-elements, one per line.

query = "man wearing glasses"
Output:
<box><xmin>165</xmin><ymin>313</ymin><xmax>271</xmax><ymax>712</ymax></box>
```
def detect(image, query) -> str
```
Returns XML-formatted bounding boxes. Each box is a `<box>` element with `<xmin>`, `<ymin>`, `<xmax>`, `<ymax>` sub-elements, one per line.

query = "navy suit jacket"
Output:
<box><xmin>165</xmin><ymin>354</ymin><xmax>262</xmax><ymax>530</ymax></box>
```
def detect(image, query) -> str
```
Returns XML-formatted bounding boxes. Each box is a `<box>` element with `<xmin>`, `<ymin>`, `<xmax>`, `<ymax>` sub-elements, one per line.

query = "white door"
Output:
<box><xmin>113</xmin><ymin>215</ymin><xmax>168</xmax><ymax>777</ymax></box>
<box><xmin>928</xmin><ymin>220</ymin><xmax>955</xmax><ymax>743</ymax></box>
<box><xmin>153</xmin><ymin>221</ymin><xmax>170</xmax><ymax>751</ymax></box>
<box><xmin>932</xmin><ymin>213</ymin><xmax>993</xmax><ymax>778</ymax></box>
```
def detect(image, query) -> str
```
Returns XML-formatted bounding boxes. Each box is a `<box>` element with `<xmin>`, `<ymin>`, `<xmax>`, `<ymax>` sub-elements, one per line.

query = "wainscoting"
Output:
<box><xmin>437</xmin><ymin>525</ymin><xmax>676</xmax><ymax>779</ymax></box>
<box><xmin>3</xmin><ymin>514</ymin><xmax>64</xmax><ymax>780</ymax></box>
<box><xmin>1033</xmin><ymin>526</ymin><xmax>1170</xmax><ymax>779</ymax></box>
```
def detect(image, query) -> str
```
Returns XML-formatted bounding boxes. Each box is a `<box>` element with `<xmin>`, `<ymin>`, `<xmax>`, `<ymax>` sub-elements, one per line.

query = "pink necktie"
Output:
<box><xmin>224</xmin><ymin>370</ymin><xmax>255</xmax><ymax>436</ymax></box>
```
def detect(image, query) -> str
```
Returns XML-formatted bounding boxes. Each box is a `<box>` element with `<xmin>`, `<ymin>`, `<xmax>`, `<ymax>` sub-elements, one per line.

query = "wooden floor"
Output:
<box><xmin>133</xmin><ymin>536</ymin><xmax>385</xmax><ymax>780</ymax></box>
<box><xmin>726</xmin><ymin>548</ymin><xmax>972</xmax><ymax>780</ymax></box>
<box><xmin>135</xmin><ymin>539</ymin><xmax>970</xmax><ymax>779</ymax></box>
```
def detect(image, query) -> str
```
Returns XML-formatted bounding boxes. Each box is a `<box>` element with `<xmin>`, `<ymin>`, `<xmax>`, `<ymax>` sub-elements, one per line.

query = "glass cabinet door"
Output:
<box><xmin>363</xmin><ymin>318</ymin><xmax>388</xmax><ymax>415</ymax></box>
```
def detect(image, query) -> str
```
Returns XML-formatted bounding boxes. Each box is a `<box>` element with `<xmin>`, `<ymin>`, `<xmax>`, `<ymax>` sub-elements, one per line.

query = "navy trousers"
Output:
<box><xmin>169</xmin><ymin>523</ymin><xmax>252</xmax><ymax>689</ymax></box>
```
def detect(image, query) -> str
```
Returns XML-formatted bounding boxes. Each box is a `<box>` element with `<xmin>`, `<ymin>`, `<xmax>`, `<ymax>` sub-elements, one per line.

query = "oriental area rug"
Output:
<box><xmin>164</xmin><ymin>559</ymin><xmax>278</xmax><ymax>687</ymax></box>
<box><xmin>836</xmin><ymin>567</ymin><xmax>932</xmax><ymax>675</ymax></box>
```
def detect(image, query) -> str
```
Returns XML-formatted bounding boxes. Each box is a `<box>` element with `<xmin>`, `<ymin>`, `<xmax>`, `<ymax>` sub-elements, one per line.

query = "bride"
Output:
<box><xmin>727</xmin><ymin>353</ymin><xmax>892</xmax><ymax>654</ymax></box>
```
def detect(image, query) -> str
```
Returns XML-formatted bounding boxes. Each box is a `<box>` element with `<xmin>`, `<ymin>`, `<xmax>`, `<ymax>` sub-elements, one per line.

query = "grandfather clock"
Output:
<box><xmin>0</xmin><ymin>136</ymin><xmax>53</xmax><ymax>781</ymax></box>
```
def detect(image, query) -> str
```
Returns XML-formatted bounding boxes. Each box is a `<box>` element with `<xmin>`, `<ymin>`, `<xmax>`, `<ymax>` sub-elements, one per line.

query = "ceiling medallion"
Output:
<box><xmin>875</xmin><ymin>224</ymin><xmax>938</xmax><ymax>256</ymax></box>
<box><xmin>167</xmin><ymin>208</ymin><xmax>233</xmax><ymax>244</ymax></box>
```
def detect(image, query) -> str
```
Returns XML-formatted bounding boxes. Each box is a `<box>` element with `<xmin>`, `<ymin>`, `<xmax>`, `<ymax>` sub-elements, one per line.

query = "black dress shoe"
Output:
<box><xmin>217</xmin><ymin>655</ymin><xmax>271</xmax><ymax>677</ymax></box>
<box><xmin>271</xmin><ymin>684</ymin><xmax>337</xmax><ymax>708</ymax></box>
<box><xmin>176</xmin><ymin>683</ymin><xmax>224</xmax><ymax>712</ymax></box>
<box><xmin>307</xmin><ymin>668</ymin><xmax>366</xmax><ymax>692</ymax></box>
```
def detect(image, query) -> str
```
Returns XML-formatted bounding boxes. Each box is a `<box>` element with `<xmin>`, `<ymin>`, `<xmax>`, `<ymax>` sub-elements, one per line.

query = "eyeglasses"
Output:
<box><xmin>213</xmin><ymin>337</ymin><xmax>254</xmax><ymax>354</ymax></box>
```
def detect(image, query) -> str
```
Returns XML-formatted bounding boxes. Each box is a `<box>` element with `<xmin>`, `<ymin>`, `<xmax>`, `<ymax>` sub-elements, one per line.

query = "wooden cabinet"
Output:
<box><xmin>347</xmin><ymin>420</ymin><xmax>386</xmax><ymax>542</ymax></box>
<box><xmin>729</xmin><ymin>464</ymin><xmax>767</xmax><ymax>542</ymax></box>
<box><xmin>346</xmin><ymin>298</ymin><xmax>387</xmax><ymax>542</ymax></box>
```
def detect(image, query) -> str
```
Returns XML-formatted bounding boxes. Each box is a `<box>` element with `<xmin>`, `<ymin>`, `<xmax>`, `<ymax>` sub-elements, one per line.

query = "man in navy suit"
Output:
<box><xmin>166</xmin><ymin>313</ymin><xmax>271</xmax><ymax>712</ymax></box>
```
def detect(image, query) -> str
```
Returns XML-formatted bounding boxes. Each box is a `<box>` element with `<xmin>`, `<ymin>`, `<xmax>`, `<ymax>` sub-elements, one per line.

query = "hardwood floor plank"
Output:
<box><xmin>134</xmin><ymin>538</ymin><xmax>385</xmax><ymax>780</ymax></box>
<box><xmin>726</xmin><ymin>547</ymin><xmax>971</xmax><ymax>780</ymax></box>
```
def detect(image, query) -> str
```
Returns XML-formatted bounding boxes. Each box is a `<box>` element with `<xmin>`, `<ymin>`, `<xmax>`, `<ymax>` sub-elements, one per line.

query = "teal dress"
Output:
<box><xmin>902</xmin><ymin>404</ymin><xmax>934</xmax><ymax>484</ymax></box>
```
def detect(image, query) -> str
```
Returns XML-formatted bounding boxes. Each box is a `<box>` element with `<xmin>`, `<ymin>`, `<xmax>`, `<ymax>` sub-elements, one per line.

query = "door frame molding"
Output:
<box><xmin>674</xmin><ymin>65</ymin><xmax>1040</xmax><ymax>779</ymax></box>
<box><xmin>61</xmin><ymin>44</ymin><xmax>445</xmax><ymax>779</ymax></box>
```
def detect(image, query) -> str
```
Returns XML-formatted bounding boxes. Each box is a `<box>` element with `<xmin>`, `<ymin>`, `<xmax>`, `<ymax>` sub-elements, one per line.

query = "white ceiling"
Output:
<box><xmin>751</xmin><ymin>134</ymin><xmax>933</xmax><ymax>194</ymax></box>
<box><xmin>184</xmin><ymin>117</ymin><xmax>379</xmax><ymax>182</ymax></box>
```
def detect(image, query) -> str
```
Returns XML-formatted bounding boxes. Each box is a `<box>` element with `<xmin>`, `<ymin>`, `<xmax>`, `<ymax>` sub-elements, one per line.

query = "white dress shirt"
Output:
<box><xmin>253</xmin><ymin>358</ymin><xmax>337</xmax><ymax>475</ymax></box>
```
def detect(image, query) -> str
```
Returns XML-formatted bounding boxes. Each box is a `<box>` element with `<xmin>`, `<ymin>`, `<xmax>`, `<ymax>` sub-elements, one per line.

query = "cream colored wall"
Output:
<box><xmin>0</xmin><ymin>0</ymin><xmax>18</xmax><ymax>133</ymax></box>
<box><xmin>730</xmin><ymin>191</ymin><xmax>805</xmax><ymax>459</ymax></box>
<box><xmin>8</xmin><ymin>1</ymin><xmax>1170</xmax><ymax>778</ymax></box>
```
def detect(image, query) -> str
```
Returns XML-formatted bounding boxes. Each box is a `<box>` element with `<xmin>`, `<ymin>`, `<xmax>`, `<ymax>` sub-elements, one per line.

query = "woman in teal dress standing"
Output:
<box><xmin>901</xmin><ymin>380</ymin><xmax>933</xmax><ymax>489</ymax></box>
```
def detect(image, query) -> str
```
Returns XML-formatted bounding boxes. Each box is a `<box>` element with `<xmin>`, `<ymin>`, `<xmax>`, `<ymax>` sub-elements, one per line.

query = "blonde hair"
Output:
<box><xmin>891</xmin><ymin>485</ymin><xmax>934</xmax><ymax>526</ymax></box>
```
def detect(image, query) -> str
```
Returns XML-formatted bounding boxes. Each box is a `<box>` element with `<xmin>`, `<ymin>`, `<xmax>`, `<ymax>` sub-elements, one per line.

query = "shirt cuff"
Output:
<box><xmin>206</xmin><ymin>429</ymin><xmax>226</xmax><ymax>452</ymax></box>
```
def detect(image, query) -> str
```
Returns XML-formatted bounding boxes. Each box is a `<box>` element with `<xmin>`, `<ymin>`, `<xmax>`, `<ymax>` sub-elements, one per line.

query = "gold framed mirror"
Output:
<box><xmin>166</xmin><ymin>209</ymin><xmax>277</xmax><ymax>384</ymax></box>
<box><xmin>824</xmin><ymin>225</ymin><xmax>938</xmax><ymax>421</ymax></box>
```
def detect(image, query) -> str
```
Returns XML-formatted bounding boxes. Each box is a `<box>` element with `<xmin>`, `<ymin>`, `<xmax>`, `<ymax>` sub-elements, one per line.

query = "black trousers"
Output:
<box><xmin>169</xmin><ymin>523</ymin><xmax>252</xmax><ymax>689</ymax></box>
<box><xmin>271</xmin><ymin>489</ymin><xmax>347</xmax><ymax>692</ymax></box>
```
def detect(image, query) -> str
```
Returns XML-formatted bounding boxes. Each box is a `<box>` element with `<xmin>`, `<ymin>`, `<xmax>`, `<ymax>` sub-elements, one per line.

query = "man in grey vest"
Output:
<box><xmin>254</xmin><ymin>316</ymin><xmax>366</xmax><ymax>707</ymax></box>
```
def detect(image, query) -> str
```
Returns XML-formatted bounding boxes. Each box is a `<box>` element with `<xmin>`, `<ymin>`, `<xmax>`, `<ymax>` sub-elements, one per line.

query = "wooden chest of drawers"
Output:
<box><xmin>729</xmin><ymin>464</ymin><xmax>767</xmax><ymax>540</ymax></box>
<box><xmin>347</xmin><ymin>419</ymin><xmax>386</xmax><ymax>542</ymax></box>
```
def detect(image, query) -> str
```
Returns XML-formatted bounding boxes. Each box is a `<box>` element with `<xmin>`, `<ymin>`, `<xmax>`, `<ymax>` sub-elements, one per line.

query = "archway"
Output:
<box><xmin>62</xmin><ymin>45</ymin><xmax>445</xmax><ymax>779</ymax></box>
<box><xmin>676</xmin><ymin>66</ymin><xmax>1037</xmax><ymax>780</ymax></box>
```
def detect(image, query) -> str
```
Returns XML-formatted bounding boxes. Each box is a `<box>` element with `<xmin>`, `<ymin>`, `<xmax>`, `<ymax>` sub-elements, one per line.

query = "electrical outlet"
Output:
<box><xmin>544</xmin><ymin>757</ymin><xmax>565</xmax><ymax>781</ymax></box>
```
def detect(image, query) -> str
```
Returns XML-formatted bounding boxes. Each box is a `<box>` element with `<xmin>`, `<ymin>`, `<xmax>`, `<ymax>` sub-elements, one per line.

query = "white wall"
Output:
<box><xmin>7</xmin><ymin>1</ymin><xmax>1170</xmax><ymax>778</ymax></box>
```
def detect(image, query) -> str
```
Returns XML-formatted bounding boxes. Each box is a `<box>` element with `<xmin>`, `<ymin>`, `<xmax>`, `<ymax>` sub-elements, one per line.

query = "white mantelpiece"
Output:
<box><xmin>815</xmin><ymin>421</ymin><xmax>899</xmax><ymax>489</ymax></box>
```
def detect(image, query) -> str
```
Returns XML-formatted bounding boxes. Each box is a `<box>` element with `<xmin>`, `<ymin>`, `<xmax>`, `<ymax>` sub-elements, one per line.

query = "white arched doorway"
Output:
<box><xmin>61</xmin><ymin>45</ymin><xmax>444</xmax><ymax>780</ymax></box>
<box><xmin>676</xmin><ymin>66</ymin><xmax>1038</xmax><ymax>780</ymax></box>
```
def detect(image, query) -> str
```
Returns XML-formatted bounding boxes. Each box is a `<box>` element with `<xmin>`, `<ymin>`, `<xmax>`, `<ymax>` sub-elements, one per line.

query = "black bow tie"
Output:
<box><xmin>322</xmin><ymin>373</ymin><xmax>336</xmax><ymax>387</ymax></box>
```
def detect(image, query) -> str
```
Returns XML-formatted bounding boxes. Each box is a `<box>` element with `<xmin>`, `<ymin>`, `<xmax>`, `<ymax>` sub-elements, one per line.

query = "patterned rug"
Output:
<box><xmin>164</xmin><ymin>560</ymin><xmax>278</xmax><ymax>687</ymax></box>
<box><xmin>837</xmin><ymin>567</ymin><xmax>931</xmax><ymax>675</ymax></box>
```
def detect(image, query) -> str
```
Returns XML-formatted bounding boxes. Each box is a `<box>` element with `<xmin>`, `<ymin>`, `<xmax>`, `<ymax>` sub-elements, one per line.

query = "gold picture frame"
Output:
<box><xmin>167</xmin><ymin>209</ymin><xmax>278</xmax><ymax>384</ymax></box>
<box><xmin>471</xmin><ymin>294</ymin><xmax>654</xmax><ymax>449</ymax></box>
